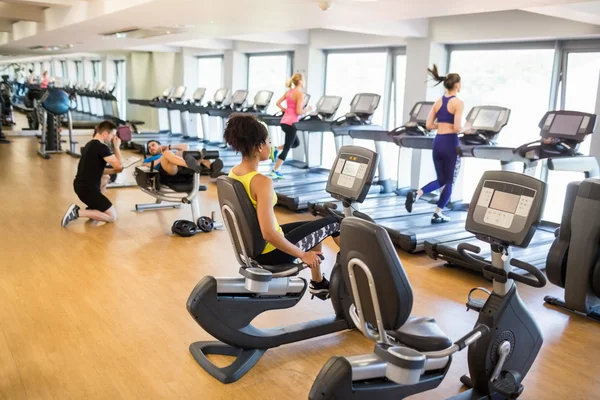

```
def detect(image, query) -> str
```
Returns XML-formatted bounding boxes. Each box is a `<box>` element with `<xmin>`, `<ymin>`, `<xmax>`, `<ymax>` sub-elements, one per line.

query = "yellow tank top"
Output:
<box><xmin>228</xmin><ymin>169</ymin><xmax>282</xmax><ymax>254</ymax></box>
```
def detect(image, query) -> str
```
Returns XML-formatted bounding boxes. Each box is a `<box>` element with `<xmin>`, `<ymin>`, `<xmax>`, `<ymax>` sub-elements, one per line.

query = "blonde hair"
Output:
<box><xmin>286</xmin><ymin>73</ymin><xmax>303</xmax><ymax>88</ymax></box>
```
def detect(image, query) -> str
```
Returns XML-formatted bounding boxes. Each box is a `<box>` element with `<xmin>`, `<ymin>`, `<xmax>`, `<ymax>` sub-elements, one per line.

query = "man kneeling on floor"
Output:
<box><xmin>62</xmin><ymin>120</ymin><xmax>123</xmax><ymax>227</ymax></box>
<box><xmin>142</xmin><ymin>141</ymin><xmax>224</xmax><ymax>183</ymax></box>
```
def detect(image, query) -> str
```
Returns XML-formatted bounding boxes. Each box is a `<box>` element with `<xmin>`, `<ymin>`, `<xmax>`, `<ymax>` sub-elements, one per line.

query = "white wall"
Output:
<box><xmin>309</xmin><ymin>29</ymin><xmax>406</xmax><ymax>49</ymax></box>
<box><xmin>431</xmin><ymin>10</ymin><xmax>600</xmax><ymax>44</ymax></box>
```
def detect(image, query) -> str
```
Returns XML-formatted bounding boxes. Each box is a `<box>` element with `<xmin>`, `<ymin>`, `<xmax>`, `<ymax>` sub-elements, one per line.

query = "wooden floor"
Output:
<box><xmin>0</xmin><ymin>137</ymin><xmax>599</xmax><ymax>400</ymax></box>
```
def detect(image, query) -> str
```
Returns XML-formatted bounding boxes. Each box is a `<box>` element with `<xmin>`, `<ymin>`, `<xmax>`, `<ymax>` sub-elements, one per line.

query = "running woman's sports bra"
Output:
<box><xmin>436</xmin><ymin>95</ymin><xmax>455</xmax><ymax>124</ymax></box>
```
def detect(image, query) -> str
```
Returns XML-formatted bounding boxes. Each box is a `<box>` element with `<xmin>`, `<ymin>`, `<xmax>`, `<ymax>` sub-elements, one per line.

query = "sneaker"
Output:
<box><xmin>270</xmin><ymin>170</ymin><xmax>284</xmax><ymax>179</ymax></box>
<box><xmin>61</xmin><ymin>203</ymin><xmax>80</xmax><ymax>227</ymax></box>
<box><xmin>269</xmin><ymin>146</ymin><xmax>278</xmax><ymax>162</ymax></box>
<box><xmin>309</xmin><ymin>276</ymin><xmax>330</xmax><ymax>300</ymax></box>
<box><xmin>405</xmin><ymin>190</ymin><xmax>417</xmax><ymax>213</ymax></box>
<box><xmin>431</xmin><ymin>212</ymin><xmax>450</xmax><ymax>224</ymax></box>
<box><xmin>209</xmin><ymin>158</ymin><xmax>224</xmax><ymax>179</ymax></box>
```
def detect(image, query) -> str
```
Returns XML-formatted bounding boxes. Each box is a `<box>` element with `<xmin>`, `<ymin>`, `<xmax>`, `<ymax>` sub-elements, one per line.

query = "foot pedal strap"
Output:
<box><xmin>466</xmin><ymin>287</ymin><xmax>491</xmax><ymax>312</ymax></box>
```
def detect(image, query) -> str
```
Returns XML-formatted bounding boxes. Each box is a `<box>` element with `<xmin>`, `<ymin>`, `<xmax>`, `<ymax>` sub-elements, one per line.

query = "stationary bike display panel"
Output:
<box><xmin>467</xmin><ymin>171</ymin><xmax>546</xmax><ymax>248</ymax></box>
<box><xmin>326</xmin><ymin>145</ymin><xmax>379</xmax><ymax>204</ymax></box>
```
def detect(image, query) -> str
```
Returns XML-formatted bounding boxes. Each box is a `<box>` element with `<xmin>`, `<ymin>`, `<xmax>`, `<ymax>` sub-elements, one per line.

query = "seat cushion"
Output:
<box><xmin>258</xmin><ymin>263</ymin><xmax>301</xmax><ymax>275</ymax></box>
<box><xmin>387</xmin><ymin>316</ymin><xmax>452</xmax><ymax>352</ymax></box>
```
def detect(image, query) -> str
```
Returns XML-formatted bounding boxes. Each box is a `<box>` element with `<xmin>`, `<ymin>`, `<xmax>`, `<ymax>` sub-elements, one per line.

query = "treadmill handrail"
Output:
<box><xmin>547</xmin><ymin>156</ymin><xmax>600</xmax><ymax>178</ymax></box>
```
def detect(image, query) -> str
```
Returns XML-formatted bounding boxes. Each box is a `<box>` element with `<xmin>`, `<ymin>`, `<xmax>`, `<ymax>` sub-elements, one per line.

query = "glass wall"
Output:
<box><xmin>247</xmin><ymin>53</ymin><xmax>292</xmax><ymax>114</ymax></box>
<box><xmin>197</xmin><ymin>56</ymin><xmax>223</xmax><ymax>103</ymax></box>
<box><xmin>449</xmin><ymin>47</ymin><xmax>555</xmax><ymax>203</ymax></box>
<box><xmin>324</xmin><ymin>50</ymin><xmax>389</xmax><ymax>168</ymax></box>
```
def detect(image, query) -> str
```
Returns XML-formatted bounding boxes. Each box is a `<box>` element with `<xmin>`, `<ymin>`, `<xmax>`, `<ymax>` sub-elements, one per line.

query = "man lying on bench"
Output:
<box><xmin>143</xmin><ymin>141</ymin><xmax>224</xmax><ymax>184</ymax></box>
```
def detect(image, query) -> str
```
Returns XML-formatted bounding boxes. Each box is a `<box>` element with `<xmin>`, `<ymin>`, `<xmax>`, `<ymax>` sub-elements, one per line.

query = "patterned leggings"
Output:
<box><xmin>255</xmin><ymin>216</ymin><xmax>341</xmax><ymax>265</ymax></box>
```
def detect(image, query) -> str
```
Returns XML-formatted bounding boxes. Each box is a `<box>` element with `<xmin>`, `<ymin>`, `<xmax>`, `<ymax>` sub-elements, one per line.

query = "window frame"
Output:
<box><xmin>197</xmin><ymin>54</ymin><xmax>225</xmax><ymax>100</ymax></box>
<box><xmin>245</xmin><ymin>51</ymin><xmax>294</xmax><ymax>90</ymax></box>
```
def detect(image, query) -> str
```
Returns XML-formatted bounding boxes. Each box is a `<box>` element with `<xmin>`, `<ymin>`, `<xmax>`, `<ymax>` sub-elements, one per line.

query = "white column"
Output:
<box><xmin>400</xmin><ymin>39</ymin><xmax>453</xmax><ymax>197</ymax></box>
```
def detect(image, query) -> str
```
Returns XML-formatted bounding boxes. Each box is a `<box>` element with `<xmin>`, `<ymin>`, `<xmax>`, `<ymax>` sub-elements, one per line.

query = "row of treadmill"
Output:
<box><xmin>126</xmin><ymin>86</ymin><xmax>599</xmax><ymax>284</ymax></box>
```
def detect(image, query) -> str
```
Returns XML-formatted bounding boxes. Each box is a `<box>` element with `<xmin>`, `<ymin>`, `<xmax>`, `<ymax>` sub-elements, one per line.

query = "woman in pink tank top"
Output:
<box><xmin>270</xmin><ymin>73</ymin><xmax>311</xmax><ymax>178</ymax></box>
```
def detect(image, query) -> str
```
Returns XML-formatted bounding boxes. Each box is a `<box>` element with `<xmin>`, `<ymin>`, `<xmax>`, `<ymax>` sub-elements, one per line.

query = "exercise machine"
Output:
<box><xmin>133</xmin><ymin>149</ymin><xmax>223</xmax><ymax>236</ymax></box>
<box><xmin>427</xmin><ymin>110</ymin><xmax>599</xmax><ymax>274</ymax></box>
<box><xmin>544</xmin><ymin>178</ymin><xmax>600</xmax><ymax>321</ymax></box>
<box><xmin>309</xmin><ymin>169</ymin><xmax>548</xmax><ymax>399</ymax></box>
<box><xmin>185</xmin><ymin>145</ymin><xmax>379</xmax><ymax>383</ymax></box>
<box><xmin>280</xmin><ymin>93</ymin><xmax>383</xmax><ymax>209</ymax></box>
<box><xmin>37</xmin><ymin>88</ymin><xmax>80</xmax><ymax>159</ymax></box>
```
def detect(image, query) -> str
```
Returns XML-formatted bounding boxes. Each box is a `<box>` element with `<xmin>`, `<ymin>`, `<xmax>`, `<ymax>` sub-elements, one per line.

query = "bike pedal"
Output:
<box><xmin>491</xmin><ymin>371</ymin><xmax>524</xmax><ymax>399</ymax></box>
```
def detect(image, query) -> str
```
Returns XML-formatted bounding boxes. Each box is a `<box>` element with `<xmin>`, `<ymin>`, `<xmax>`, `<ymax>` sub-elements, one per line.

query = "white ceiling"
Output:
<box><xmin>0</xmin><ymin>0</ymin><xmax>599</xmax><ymax>58</ymax></box>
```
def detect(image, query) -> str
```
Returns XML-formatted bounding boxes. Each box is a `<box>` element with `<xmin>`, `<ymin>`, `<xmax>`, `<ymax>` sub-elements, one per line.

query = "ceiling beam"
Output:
<box><xmin>0</xmin><ymin>0</ymin><xmax>75</xmax><ymax>7</ymax></box>
<box><xmin>0</xmin><ymin>3</ymin><xmax>45</xmax><ymax>22</ymax></box>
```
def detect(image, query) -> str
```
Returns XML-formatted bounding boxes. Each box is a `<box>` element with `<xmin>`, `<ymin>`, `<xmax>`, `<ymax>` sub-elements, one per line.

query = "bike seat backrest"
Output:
<box><xmin>217</xmin><ymin>177</ymin><xmax>266</xmax><ymax>262</ymax></box>
<box><xmin>340</xmin><ymin>217</ymin><xmax>413</xmax><ymax>332</ymax></box>
<box><xmin>546</xmin><ymin>181</ymin><xmax>580</xmax><ymax>287</ymax></box>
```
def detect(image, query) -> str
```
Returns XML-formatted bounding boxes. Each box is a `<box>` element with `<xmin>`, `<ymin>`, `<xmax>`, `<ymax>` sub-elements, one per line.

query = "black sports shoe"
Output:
<box><xmin>309</xmin><ymin>276</ymin><xmax>330</xmax><ymax>300</ymax></box>
<box><xmin>61</xmin><ymin>203</ymin><xmax>80</xmax><ymax>227</ymax></box>
<box><xmin>405</xmin><ymin>191</ymin><xmax>417</xmax><ymax>213</ymax></box>
<box><xmin>431</xmin><ymin>212</ymin><xmax>450</xmax><ymax>224</ymax></box>
<box><xmin>209</xmin><ymin>158</ymin><xmax>224</xmax><ymax>179</ymax></box>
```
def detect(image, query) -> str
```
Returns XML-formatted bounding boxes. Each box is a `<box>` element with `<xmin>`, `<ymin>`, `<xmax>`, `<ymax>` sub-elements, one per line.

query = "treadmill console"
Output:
<box><xmin>192</xmin><ymin>88</ymin><xmax>206</xmax><ymax>103</ymax></box>
<box><xmin>254</xmin><ymin>90</ymin><xmax>274</xmax><ymax>107</ymax></box>
<box><xmin>467</xmin><ymin>171</ymin><xmax>547</xmax><ymax>248</ymax></box>
<box><xmin>411</xmin><ymin>102</ymin><xmax>434</xmax><ymax>125</ymax></box>
<box><xmin>326</xmin><ymin>145</ymin><xmax>379</xmax><ymax>204</ymax></box>
<box><xmin>466</xmin><ymin>106</ymin><xmax>510</xmax><ymax>133</ymax></box>
<box><xmin>315</xmin><ymin>96</ymin><xmax>343</xmax><ymax>119</ymax></box>
<box><xmin>213</xmin><ymin>88</ymin><xmax>230</xmax><ymax>104</ymax></box>
<box><xmin>231</xmin><ymin>90</ymin><xmax>248</xmax><ymax>106</ymax></box>
<box><xmin>172</xmin><ymin>85</ymin><xmax>186</xmax><ymax>100</ymax></box>
<box><xmin>350</xmin><ymin>93</ymin><xmax>381</xmax><ymax>115</ymax></box>
<box><xmin>539</xmin><ymin>110</ymin><xmax>596</xmax><ymax>142</ymax></box>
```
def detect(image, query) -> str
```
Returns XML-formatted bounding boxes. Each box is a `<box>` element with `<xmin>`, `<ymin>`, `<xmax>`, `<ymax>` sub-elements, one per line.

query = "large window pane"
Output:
<box><xmin>67</xmin><ymin>61</ymin><xmax>78</xmax><ymax>85</ymax></box>
<box><xmin>324</xmin><ymin>51</ymin><xmax>388</xmax><ymax>167</ymax></box>
<box><xmin>247</xmin><ymin>54</ymin><xmax>290</xmax><ymax>114</ymax></box>
<box><xmin>545</xmin><ymin>51</ymin><xmax>600</xmax><ymax>222</ymax></box>
<box><xmin>564</xmin><ymin>52</ymin><xmax>600</xmax><ymax>155</ymax></box>
<box><xmin>198</xmin><ymin>56</ymin><xmax>223</xmax><ymax>103</ymax></box>
<box><xmin>449</xmin><ymin>48</ymin><xmax>555</xmax><ymax>200</ymax></box>
<box><xmin>392</xmin><ymin>54</ymin><xmax>407</xmax><ymax>128</ymax></box>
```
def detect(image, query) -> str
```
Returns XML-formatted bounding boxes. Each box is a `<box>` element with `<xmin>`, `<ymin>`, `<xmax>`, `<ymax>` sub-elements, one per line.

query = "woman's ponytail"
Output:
<box><xmin>427</xmin><ymin>64</ymin><xmax>446</xmax><ymax>86</ymax></box>
<box><xmin>286</xmin><ymin>72</ymin><xmax>303</xmax><ymax>88</ymax></box>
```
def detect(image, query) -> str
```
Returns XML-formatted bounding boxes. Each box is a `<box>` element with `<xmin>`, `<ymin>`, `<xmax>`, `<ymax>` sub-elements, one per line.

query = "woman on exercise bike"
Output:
<box><xmin>269</xmin><ymin>73</ymin><xmax>311</xmax><ymax>179</ymax></box>
<box><xmin>225</xmin><ymin>113</ymin><xmax>339</xmax><ymax>300</ymax></box>
<box><xmin>405</xmin><ymin>64</ymin><xmax>465</xmax><ymax>224</ymax></box>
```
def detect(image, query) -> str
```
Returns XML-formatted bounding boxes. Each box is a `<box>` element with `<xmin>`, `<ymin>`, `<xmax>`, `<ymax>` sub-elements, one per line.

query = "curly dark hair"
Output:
<box><xmin>223</xmin><ymin>113</ymin><xmax>269</xmax><ymax>157</ymax></box>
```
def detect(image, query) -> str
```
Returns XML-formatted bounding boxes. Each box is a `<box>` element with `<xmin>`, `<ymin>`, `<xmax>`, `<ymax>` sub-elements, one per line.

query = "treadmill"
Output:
<box><xmin>426</xmin><ymin>109</ymin><xmax>600</xmax><ymax>274</ymax></box>
<box><xmin>260</xmin><ymin>94</ymin><xmax>311</xmax><ymax>149</ymax></box>
<box><xmin>186</xmin><ymin>87</ymin><xmax>230</xmax><ymax>145</ymax></box>
<box><xmin>278</xmin><ymin>93</ymin><xmax>384</xmax><ymax>210</ymax></box>
<box><xmin>355</xmin><ymin>105</ymin><xmax>511</xmax><ymax>252</ymax></box>
<box><xmin>308</xmin><ymin>101</ymin><xmax>436</xmax><ymax>218</ymax></box>
<box><xmin>273</xmin><ymin>95</ymin><xmax>343</xmax><ymax>210</ymax></box>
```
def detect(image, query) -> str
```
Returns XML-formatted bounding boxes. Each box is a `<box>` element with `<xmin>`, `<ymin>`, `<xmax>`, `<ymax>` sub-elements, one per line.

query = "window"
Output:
<box><xmin>563</xmin><ymin>51</ymin><xmax>600</xmax><ymax>155</ymax></box>
<box><xmin>197</xmin><ymin>56</ymin><xmax>223</xmax><ymax>104</ymax></box>
<box><xmin>247</xmin><ymin>53</ymin><xmax>292</xmax><ymax>114</ymax></box>
<box><xmin>75</xmin><ymin>61</ymin><xmax>83</xmax><ymax>84</ymax></box>
<box><xmin>106</xmin><ymin>60</ymin><xmax>127</xmax><ymax>118</ymax></box>
<box><xmin>83</xmin><ymin>60</ymin><xmax>93</xmax><ymax>85</ymax></box>
<box><xmin>324</xmin><ymin>50</ymin><xmax>389</xmax><ymax>167</ymax></box>
<box><xmin>67</xmin><ymin>60</ymin><xmax>78</xmax><ymax>85</ymax></box>
<box><xmin>449</xmin><ymin>47</ymin><xmax>555</xmax><ymax>201</ymax></box>
<box><xmin>34</xmin><ymin>62</ymin><xmax>41</xmax><ymax>76</ymax></box>
<box><xmin>544</xmin><ymin>51</ymin><xmax>600</xmax><ymax>222</ymax></box>
<box><xmin>92</xmin><ymin>60</ymin><xmax>103</xmax><ymax>84</ymax></box>
<box><xmin>53</xmin><ymin>60</ymin><xmax>63</xmax><ymax>79</ymax></box>
<box><xmin>390</xmin><ymin>54</ymin><xmax>407</xmax><ymax>128</ymax></box>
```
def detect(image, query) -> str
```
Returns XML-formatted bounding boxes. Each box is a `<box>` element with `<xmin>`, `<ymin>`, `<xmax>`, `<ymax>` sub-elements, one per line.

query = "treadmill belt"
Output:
<box><xmin>379</xmin><ymin>212</ymin><xmax>470</xmax><ymax>253</ymax></box>
<box><xmin>425</xmin><ymin>228</ymin><xmax>556</xmax><ymax>275</ymax></box>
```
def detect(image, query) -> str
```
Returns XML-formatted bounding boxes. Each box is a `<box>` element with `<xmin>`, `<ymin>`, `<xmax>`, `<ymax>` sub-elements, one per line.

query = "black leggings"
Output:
<box><xmin>255</xmin><ymin>216</ymin><xmax>341</xmax><ymax>265</ymax></box>
<box><xmin>278</xmin><ymin>123</ymin><xmax>301</xmax><ymax>162</ymax></box>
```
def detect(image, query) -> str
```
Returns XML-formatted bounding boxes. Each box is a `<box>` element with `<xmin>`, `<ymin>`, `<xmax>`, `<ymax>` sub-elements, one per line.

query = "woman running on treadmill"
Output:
<box><xmin>225</xmin><ymin>113</ymin><xmax>339</xmax><ymax>300</ymax></box>
<box><xmin>40</xmin><ymin>71</ymin><xmax>49</xmax><ymax>89</ymax></box>
<box><xmin>405</xmin><ymin>64</ymin><xmax>464</xmax><ymax>224</ymax></box>
<box><xmin>270</xmin><ymin>73</ymin><xmax>311</xmax><ymax>179</ymax></box>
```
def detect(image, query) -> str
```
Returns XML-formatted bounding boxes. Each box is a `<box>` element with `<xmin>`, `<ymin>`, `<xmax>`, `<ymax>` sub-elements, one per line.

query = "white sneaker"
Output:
<box><xmin>61</xmin><ymin>203</ymin><xmax>80</xmax><ymax>228</ymax></box>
